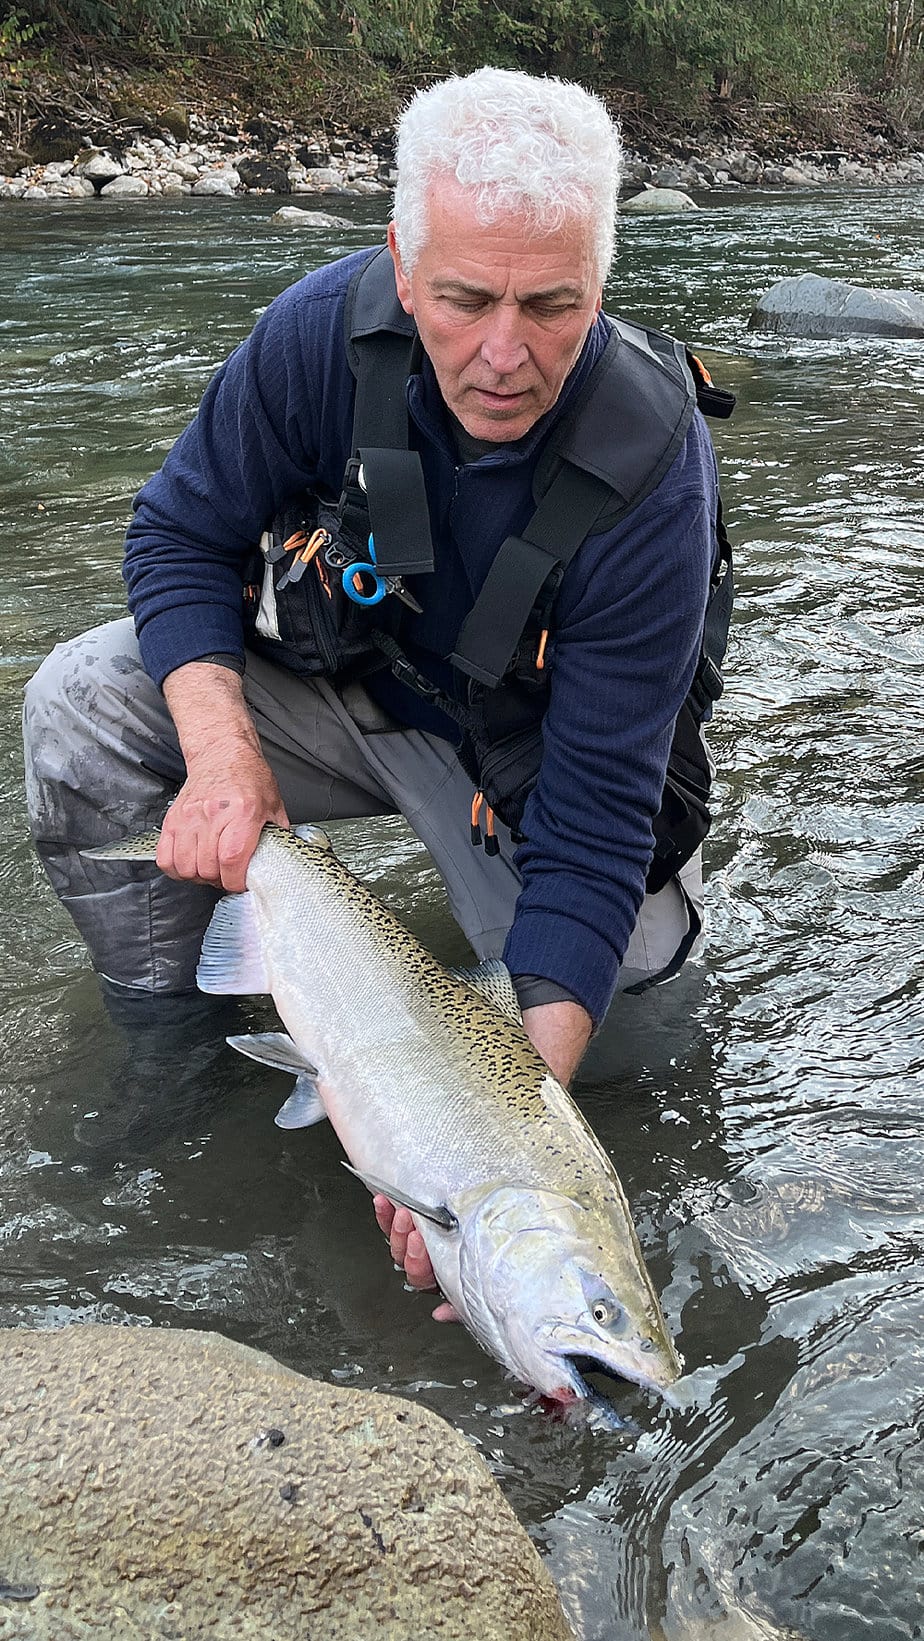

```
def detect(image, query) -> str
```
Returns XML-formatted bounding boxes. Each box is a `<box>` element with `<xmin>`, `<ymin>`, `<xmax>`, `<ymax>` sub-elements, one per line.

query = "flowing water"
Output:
<box><xmin>1</xmin><ymin>187</ymin><xmax>923</xmax><ymax>1640</ymax></box>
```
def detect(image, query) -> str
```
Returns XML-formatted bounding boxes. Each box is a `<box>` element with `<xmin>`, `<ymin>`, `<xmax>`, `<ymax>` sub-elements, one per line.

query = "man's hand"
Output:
<box><xmin>373</xmin><ymin>1196</ymin><xmax>460</xmax><ymax>1321</ymax></box>
<box><xmin>375</xmin><ymin>997</ymin><xmax>592</xmax><ymax>1307</ymax></box>
<box><xmin>160</xmin><ymin>660</ymin><xmax>288</xmax><ymax>892</ymax></box>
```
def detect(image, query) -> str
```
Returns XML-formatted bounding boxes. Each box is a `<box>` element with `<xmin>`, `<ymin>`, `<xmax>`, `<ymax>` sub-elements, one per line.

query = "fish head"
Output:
<box><xmin>457</xmin><ymin>1185</ymin><xmax>681</xmax><ymax>1404</ymax></box>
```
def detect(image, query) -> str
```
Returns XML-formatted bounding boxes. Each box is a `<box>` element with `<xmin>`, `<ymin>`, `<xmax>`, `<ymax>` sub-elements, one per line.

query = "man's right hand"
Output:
<box><xmin>160</xmin><ymin>660</ymin><xmax>288</xmax><ymax>892</ymax></box>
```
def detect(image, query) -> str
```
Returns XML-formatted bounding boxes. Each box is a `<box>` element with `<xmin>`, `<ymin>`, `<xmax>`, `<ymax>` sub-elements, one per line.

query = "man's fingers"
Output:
<box><xmin>402</xmin><ymin>1226</ymin><xmax>438</xmax><ymax>1291</ymax></box>
<box><xmin>373</xmin><ymin>1196</ymin><xmax>441</xmax><ymax>1293</ymax></box>
<box><xmin>432</xmin><ymin>1300</ymin><xmax>461</xmax><ymax>1324</ymax></box>
<box><xmin>214</xmin><ymin>816</ymin><xmax>263</xmax><ymax>892</ymax></box>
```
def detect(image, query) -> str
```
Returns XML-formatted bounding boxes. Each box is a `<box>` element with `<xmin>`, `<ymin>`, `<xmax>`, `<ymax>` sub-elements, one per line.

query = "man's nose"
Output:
<box><xmin>480</xmin><ymin>308</ymin><xmax>529</xmax><ymax>375</ymax></box>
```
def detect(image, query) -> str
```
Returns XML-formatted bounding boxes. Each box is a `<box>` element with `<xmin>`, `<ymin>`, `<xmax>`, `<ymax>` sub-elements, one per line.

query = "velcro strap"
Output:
<box><xmin>357</xmin><ymin>447</ymin><xmax>434</xmax><ymax>577</ymax></box>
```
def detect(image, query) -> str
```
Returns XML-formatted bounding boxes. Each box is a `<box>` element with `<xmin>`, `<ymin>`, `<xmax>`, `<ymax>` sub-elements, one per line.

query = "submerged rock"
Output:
<box><xmin>0</xmin><ymin>1324</ymin><xmax>573</xmax><ymax>1641</ymax></box>
<box><xmin>622</xmin><ymin>186</ymin><xmax>700</xmax><ymax>213</ymax></box>
<box><xmin>271</xmin><ymin>205</ymin><xmax>354</xmax><ymax>227</ymax></box>
<box><xmin>749</xmin><ymin>271</ymin><xmax>924</xmax><ymax>337</ymax></box>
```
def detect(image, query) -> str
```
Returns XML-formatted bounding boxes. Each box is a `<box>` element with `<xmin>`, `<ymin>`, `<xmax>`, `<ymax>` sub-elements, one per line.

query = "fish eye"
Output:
<box><xmin>592</xmin><ymin>1300</ymin><xmax>620</xmax><ymax>1327</ymax></box>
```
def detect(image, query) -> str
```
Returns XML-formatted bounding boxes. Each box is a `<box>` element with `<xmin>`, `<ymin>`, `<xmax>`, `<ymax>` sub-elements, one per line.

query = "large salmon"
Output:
<box><xmin>87</xmin><ymin>823</ymin><xmax>681</xmax><ymax>1405</ymax></box>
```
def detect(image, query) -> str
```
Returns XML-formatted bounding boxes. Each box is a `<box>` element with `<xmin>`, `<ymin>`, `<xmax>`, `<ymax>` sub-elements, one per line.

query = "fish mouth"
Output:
<box><xmin>552</xmin><ymin>1343</ymin><xmax>680</xmax><ymax>1407</ymax></box>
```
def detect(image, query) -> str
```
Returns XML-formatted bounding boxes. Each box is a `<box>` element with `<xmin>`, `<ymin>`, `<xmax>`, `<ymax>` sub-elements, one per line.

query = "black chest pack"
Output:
<box><xmin>243</xmin><ymin>247</ymin><xmax>734</xmax><ymax>890</ymax></box>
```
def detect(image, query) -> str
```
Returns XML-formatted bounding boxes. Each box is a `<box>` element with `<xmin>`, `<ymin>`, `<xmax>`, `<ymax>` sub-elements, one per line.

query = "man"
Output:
<box><xmin>23</xmin><ymin>68</ymin><xmax>726</xmax><ymax>1301</ymax></box>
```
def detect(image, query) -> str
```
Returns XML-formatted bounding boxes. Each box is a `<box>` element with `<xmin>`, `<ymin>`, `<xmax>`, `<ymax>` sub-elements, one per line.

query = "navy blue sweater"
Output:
<box><xmin>124</xmin><ymin>248</ymin><xmax>718</xmax><ymax>1023</ymax></box>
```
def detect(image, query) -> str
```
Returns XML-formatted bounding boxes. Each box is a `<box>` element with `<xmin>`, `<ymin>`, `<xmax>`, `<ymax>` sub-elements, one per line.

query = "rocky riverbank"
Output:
<box><xmin>2</xmin><ymin>82</ymin><xmax>923</xmax><ymax>203</ymax></box>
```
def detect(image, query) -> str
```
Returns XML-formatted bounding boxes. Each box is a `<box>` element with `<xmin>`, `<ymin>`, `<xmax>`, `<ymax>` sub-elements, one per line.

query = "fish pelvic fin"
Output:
<box><xmin>340</xmin><ymin>1163</ymin><xmax>458</xmax><ymax>1231</ymax></box>
<box><xmin>227</xmin><ymin>1034</ymin><xmax>326</xmax><ymax>1130</ymax></box>
<box><xmin>274</xmin><ymin>1078</ymin><xmax>327</xmax><ymax>1129</ymax></box>
<box><xmin>226</xmin><ymin>1032</ymin><xmax>318</xmax><ymax>1077</ymax></box>
<box><xmin>197</xmin><ymin>892</ymin><xmax>271</xmax><ymax>995</ymax></box>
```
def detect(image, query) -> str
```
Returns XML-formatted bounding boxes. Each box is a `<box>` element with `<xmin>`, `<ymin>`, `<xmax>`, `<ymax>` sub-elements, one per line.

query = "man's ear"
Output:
<box><xmin>387</xmin><ymin>221</ymin><xmax>414</xmax><ymax>316</ymax></box>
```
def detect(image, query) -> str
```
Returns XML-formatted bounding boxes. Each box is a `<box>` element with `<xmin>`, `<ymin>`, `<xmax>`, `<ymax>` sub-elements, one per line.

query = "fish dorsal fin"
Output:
<box><xmin>226</xmin><ymin>1032</ymin><xmax>318</xmax><ymax>1077</ymax></box>
<box><xmin>293</xmin><ymin>823</ymin><xmax>333</xmax><ymax>849</ymax></box>
<box><xmin>197</xmin><ymin>893</ymin><xmax>271</xmax><ymax>995</ymax></box>
<box><xmin>448</xmin><ymin>959</ymin><xmax>522</xmax><ymax>1023</ymax></box>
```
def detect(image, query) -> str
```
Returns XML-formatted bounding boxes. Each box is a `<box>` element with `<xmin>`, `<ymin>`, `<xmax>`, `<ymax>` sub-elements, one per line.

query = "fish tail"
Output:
<box><xmin>80</xmin><ymin>829</ymin><xmax>161</xmax><ymax>862</ymax></box>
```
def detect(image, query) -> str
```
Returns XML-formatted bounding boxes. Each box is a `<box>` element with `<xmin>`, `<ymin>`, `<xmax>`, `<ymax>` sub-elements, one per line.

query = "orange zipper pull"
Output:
<box><xmin>471</xmin><ymin>790</ymin><xmax>484</xmax><ymax>846</ymax></box>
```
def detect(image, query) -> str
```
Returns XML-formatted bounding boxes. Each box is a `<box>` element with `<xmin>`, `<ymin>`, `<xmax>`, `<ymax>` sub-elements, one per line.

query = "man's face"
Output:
<box><xmin>388</xmin><ymin>180</ymin><xmax>603</xmax><ymax>444</ymax></box>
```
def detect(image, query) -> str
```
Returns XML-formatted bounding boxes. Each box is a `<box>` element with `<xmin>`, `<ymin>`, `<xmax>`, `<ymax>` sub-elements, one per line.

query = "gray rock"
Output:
<box><xmin>192</xmin><ymin>173</ymin><xmax>237</xmax><ymax>196</ymax></box>
<box><xmin>622</xmin><ymin>186</ymin><xmax>700</xmax><ymax>214</ymax></box>
<box><xmin>45</xmin><ymin>177</ymin><xmax>96</xmax><ymax>198</ymax></box>
<box><xmin>0</xmin><ymin>1325</ymin><xmax>573</xmax><ymax>1641</ymax></box>
<box><xmin>79</xmin><ymin>152</ymin><xmax>123</xmax><ymax>185</ymax></box>
<box><xmin>295</xmin><ymin>165</ymin><xmax>344</xmax><ymax>188</ymax></box>
<box><xmin>654</xmin><ymin>165</ymin><xmax>685</xmax><ymax>188</ymax></box>
<box><xmin>749</xmin><ymin>271</ymin><xmax>924</xmax><ymax>338</ymax></box>
<box><xmin>100</xmin><ymin>174</ymin><xmax>148</xmax><ymax>197</ymax></box>
<box><xmin>271</xmin><ymin>205</ymin><xmax>354</xmax><ymax>226</ymax></box>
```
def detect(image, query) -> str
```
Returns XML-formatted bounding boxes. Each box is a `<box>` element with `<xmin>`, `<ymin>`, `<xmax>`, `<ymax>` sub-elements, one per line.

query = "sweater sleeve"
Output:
<box><xmin>122</xmin><ymin>258</ymin><xmax>361</xmax><ymax>687</ymax></box>
<box><xmin>502</xmin><ymin>414</ymin><xmax>719</xmax><ymax>1023</ymax></box>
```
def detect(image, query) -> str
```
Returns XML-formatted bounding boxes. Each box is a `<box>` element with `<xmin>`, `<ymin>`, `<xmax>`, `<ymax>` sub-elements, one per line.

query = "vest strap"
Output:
<box><xmin>449</xmin><ymin>462</ymin><xmax>615</xmax><ymax>687</ymax></box>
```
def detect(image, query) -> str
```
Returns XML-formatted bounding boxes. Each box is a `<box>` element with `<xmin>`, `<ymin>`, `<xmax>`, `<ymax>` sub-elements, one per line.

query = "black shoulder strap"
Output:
<box><xmin>451</xmin><ymin>322</ymin><xmax>699</xmax><ymax>687</ymax></box>
<box><xmin>342</xmin><ymin>247</ymin><xmax>433</xmax><ymax>578</ymax></box>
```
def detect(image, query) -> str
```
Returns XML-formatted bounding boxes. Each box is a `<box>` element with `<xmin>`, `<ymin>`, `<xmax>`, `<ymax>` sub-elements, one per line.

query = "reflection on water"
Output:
<box><xmin>2</xmin><ymin>189</ymin><xmax>924</xmax><ymax>1639</ymax></box>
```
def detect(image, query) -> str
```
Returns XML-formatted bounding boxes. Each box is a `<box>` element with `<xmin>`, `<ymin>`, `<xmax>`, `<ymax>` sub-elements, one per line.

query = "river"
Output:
<box><xmin>1</xmin><ymin>187</ymin><xmax>923</xmax><ymax>1639</ymax></box>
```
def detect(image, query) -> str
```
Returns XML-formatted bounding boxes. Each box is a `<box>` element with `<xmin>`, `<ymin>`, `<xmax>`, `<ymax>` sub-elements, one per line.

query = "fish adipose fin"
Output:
<box><xmin>197</xmin><ymin>893</ymin><xmax>271</xmax><ymax>995</ymax></box>
<box><xmin>448</xmin><ymin>958</ymin><xmax>522</xmax><ymax>1023</ymax></box>
<box><xmin>340</xmin><ymin>1163</ymin><xmax>458</xmax><ymax>1230</ymax></box>
<box><xmin>226</xmin><ymin>1034</ymin><xmax>326</xmax><ymax>1130</ymax></box>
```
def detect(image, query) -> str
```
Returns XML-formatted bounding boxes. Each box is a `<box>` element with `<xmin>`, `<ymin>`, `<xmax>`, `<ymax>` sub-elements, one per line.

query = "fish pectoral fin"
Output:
<box><xmin>447</xmin><ymin>958</ymin><xmax>522</xmax><ymax>1023</ymax></box>
<box><xmin>197</xmin><ymin>892</ymin><xmax>271</xmax><ymax>996</ymax></box>
<box><xmin>274</xmin><ymin>1077</ymin><xmax>327</xmax><ymax>1130</ymax></box>
<box><xmin>340</xmin><ymin>1163</ymin><xmax>458</xmax><ymax>1231</ymax></box>
<box><xmin>226</xmin><ymin>1032</ymin><xmax>318</xmax><ymax>1078</ymax></box>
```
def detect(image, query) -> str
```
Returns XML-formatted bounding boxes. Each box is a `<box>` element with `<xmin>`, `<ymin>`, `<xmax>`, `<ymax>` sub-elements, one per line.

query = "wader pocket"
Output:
<box><xmin>243</xmin><ymin>494</ymin><xmax>395</xmax><ymax>683</ymax></box>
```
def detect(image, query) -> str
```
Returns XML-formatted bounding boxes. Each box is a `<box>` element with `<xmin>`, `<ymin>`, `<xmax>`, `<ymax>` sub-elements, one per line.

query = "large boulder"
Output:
<box><xmin>0</xmin><ymin>1325</ymin><xmax>573</xmax><ymax>1641</ymax></box>
<box><xmin>622</xmin><ymin>186</ymin><xmax>700</xmax><ymax>214</ymax></box>
<box><xmin>749</xmin><ymin>271</ymin><xmax>924</xmax><ymax>338</ymax></box>
<box><xmin>271</xmin><ymin>206</ymin><xmax>354</xmax><ymax>227</ymax></box>
<box><xmin>237</xmin><ymin>155</ymin><xmax>291</xmax><ymax>194</ymax></box>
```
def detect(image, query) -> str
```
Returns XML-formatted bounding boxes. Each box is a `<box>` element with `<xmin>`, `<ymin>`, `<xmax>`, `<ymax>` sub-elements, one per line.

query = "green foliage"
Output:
<box><xmin>12</xmin><ymin>0</ymin><xmax>924</xmax><ymax>105</ymax></box>
<box><xmin>0</xmin><ymin>5</ymin><xmax>45</xmax><ymax>82</ymax></box>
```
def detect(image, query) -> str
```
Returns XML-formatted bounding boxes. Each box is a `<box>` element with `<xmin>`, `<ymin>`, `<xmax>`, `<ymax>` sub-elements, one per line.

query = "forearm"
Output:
<box><xmin>521</xmin><ymin>999</ymin><xmax>593</xmax><ymax>1088</ymax></box>
<box><xmin>159</xmin><ymin>661</ymin><xmax>287</xmax><ymax>890</ymax></box>
<box><xmin>163</xmin><ymin>660</ymin><xmax>262</xmax><ymax>768</ymax></box>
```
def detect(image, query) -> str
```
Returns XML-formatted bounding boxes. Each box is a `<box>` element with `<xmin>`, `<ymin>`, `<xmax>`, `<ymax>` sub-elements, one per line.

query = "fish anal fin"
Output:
<box><xmin>197</xmin><ymin>893</ymin><xmax>271</xmax><ymax>995</ymax></box>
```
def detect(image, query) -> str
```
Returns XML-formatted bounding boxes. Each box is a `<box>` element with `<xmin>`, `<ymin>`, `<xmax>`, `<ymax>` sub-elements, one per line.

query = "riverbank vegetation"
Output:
<box><xmin>2</xmin><ymin>0</ymin><xmax>922</xmax><ymax>157</ymax></box>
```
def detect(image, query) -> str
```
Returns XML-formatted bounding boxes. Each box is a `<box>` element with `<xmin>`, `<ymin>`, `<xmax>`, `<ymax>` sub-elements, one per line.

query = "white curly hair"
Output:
<box><xmin>392</xmin><ymin>66</ymin><xmax>623</xmax><ymax>283</ymax></box>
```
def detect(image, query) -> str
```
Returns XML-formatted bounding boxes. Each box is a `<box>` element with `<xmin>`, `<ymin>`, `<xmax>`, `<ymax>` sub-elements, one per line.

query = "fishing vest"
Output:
<box><xmin>244</xmin><ymin>247</ymin><xmax>734</xmax><ymax>893</ymax></box>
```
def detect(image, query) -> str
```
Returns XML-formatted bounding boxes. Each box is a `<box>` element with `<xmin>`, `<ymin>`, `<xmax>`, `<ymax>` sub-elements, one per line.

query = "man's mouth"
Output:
<box><xmin>473</xmin><ymin>387</ymin><xmax>528</xmax><ymax>406</ymax></box>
